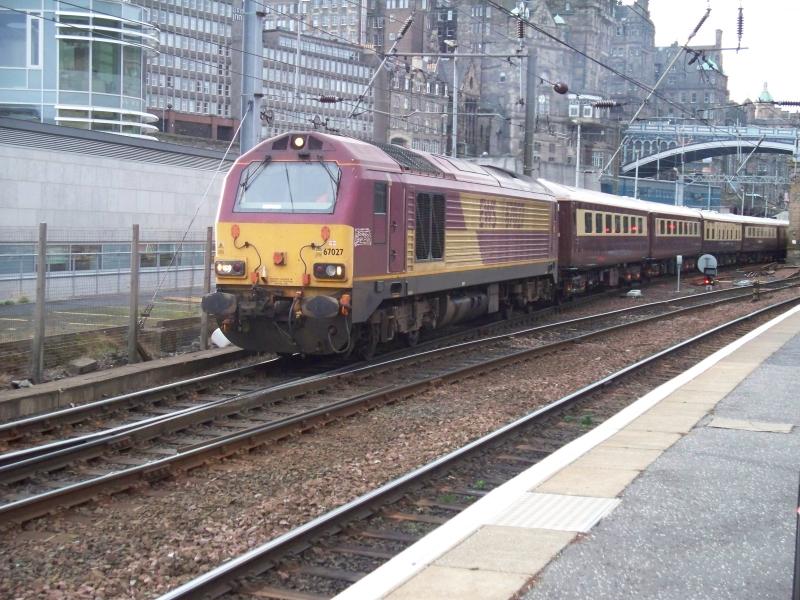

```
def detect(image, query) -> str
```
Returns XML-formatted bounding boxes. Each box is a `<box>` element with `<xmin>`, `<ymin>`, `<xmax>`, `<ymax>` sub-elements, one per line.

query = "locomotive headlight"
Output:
<box><xmin>215</xmin><ymin>260</ymin><xmax>246</xmax><ymax>277</ymax></box>
<box><xmin>313</xmin><ymin>263</ymin><xmax>346</xmax><ymax>280</ymax></box>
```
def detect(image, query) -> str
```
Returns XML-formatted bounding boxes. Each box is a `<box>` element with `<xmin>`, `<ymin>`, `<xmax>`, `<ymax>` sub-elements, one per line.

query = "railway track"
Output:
<box><xmin>0</xmin><ymin>277</ymin><xmax>795</xmax><ymax>525</ymax></box>
<box><xmin>0</xmin><ymin>268</ymin><xmax>782</xmax><ymax>454</ymax></box>
<box><xmin>157</xmin><ymin>294</ymin><xmax>800</xmax><ymax>600</ymax></box>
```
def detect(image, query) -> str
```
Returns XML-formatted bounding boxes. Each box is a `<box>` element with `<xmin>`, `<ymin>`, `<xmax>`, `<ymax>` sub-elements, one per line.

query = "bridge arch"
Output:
<box><xmin>621</xmin><ymin>139</ymin><xmax>798</xmax><ymax>178</ymax></box>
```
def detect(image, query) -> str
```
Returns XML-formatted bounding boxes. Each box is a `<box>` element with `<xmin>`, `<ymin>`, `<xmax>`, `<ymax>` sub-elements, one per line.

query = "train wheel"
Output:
<box><xmin>402</xmin><ymin>329</ymin><xmax>420</xmax><ymax>347</ymax></box>
<box><xmin>356</xmin><ymin>325</ymin><xmax>379</xmax><ymax>361</ymax></box>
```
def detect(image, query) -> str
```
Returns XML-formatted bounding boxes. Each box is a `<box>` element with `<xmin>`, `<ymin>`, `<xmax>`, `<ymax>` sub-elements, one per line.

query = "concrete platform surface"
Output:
<box><xmin>334</xmin><ymin>304</ymin><xmax>800</xmax><ymax>600</ymax></box>
<box><xmin>525</xmin><ymin>330</ymin><xmax>800</xmax><ymax>600</ymax></box>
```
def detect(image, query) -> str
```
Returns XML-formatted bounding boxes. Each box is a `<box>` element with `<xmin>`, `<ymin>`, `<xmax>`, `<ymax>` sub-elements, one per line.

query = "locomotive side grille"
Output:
<box><xmin>415</xmin><ymin>193</ymin><xmax>446</xmax><ymax>261</ymax></box>
<box><xmin>373</xmin><ymin>142</ymin><xmax>443</xmax><ymax>176</ymax></box>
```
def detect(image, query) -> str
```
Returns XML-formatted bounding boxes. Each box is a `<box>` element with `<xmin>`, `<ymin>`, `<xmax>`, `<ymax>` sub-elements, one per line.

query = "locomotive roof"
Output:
<box><xmin>253</xmin><ymin>132</ymin><xmax>552</xmax><ymax>196</ymax></box>
<box><xmin>538</xmin><ymin>179</ymin><xmax>703</xmax><ymax>218</ymax></box>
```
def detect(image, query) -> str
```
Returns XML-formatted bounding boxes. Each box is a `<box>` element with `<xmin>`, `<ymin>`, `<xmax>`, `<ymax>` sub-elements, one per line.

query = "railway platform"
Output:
<box><xmin>334</xmin><ymin>304</ymin><xmax>800</xmax><ymax>600</ymax></box>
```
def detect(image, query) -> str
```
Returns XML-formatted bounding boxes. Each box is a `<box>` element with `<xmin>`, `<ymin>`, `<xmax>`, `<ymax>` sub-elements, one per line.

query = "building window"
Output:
<box><xmin>59</xmin><ymin>39</ymin><xmax>91</xmax><ymax>91</ymax></box>
<box><xmin>0</xmin><ymin>11</ymin><xmax>27</xmax><ymax>67</ymax></box>
<box><xmin>27</xmin><ymin>13</ymin><xmax>42</xmax><ymax>68</ymax></box>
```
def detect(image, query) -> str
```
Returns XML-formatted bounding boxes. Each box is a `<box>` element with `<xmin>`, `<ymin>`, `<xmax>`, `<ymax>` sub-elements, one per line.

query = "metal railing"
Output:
<box><xmin>0</xmin><ymin>225</ymin><xmax>216</xmax><ymax>383</ymax></box>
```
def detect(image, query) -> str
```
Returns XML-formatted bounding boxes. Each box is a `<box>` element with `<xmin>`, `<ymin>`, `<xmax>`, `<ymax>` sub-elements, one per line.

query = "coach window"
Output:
<box><xmin>614</xmin><ymin>215</ymin><xmax>621</xmax><ymax>233</ymax></box>
<box><xmin>415</xmin><ymin>192</ymin><xmax>445</xmax><ymax>261</ymax></box>
<box><xmin>659</xmin><ymin>220</ymin><xmax>665</xmax><ymax>235</ymax></box>
<box><xmin>596</xmin><ymin>213</ymin><xmax>603</xmax><ymax>234</ymax></box>
<box><xmin>605</xmin><ymin>214</ymin><xmax>612</xmax><ymax>233</ymax></box>
<box><xmin>623</xmin><ymin>216</ymin><xmax>629</xmax><ymax>233</ymax></box>
<box><xmin>637</xmin><ymin>217</ymin><xmax>643</xmax><ymax>234</ymax></box>
<box><xmin>584</xmin><ymin>212</ymin><xmax>592</xmax><ymax>234</ymax></box>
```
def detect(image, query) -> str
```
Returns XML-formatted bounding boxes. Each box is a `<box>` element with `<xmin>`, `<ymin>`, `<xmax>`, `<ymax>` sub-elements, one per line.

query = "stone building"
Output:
<box><xmin>607</xmin><ymin>0</ymin><xmax>655</xmax><ymax>122</ymax></box>
<box><xmin>653</xmin><ymin>30</ymin><xmax>730</xmax><ymax>125</ymax></box>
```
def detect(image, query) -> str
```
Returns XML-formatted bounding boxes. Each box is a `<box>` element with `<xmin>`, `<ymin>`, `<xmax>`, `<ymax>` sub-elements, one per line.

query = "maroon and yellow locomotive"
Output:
<box><xmin>202</xmin><ymin>132</ymin><xmax>788</xmax><ymax>357</ymax></box>
<box><xmin>203</xmin><ymin>132</ymin><xmax>559</xmax><ymax>357</ymax></box>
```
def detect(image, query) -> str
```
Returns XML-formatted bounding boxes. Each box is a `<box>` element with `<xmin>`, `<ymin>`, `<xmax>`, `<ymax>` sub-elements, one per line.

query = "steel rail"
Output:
<box><xmin>1</xmin><ymin>283</ymin><xmax>795</xmax><ymax>524</ymax></box>
<box><xmin>1</xmin><ymin>278</ymin><xmax>783</xmax><ymax>476</ymax></box>
<box><xmin>157</xmin><ymin>295</ymin><xmax>800</xmax><ymax>600</ymax></box>
<box><xmin>1</xmin><ymin>269</ymin><xmax>787</xmax><ymax>446</ymax></box>
<box><xmin>0</xmin><ymin>357</ymin><xmax>282</xmax><ymax>439</ymax></box>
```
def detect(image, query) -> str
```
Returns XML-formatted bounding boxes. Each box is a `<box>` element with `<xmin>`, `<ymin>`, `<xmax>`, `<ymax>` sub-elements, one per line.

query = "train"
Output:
<box><xmin>201</xmin><ymin>131</ymin><xmax>788</xmax><ymax>358</ymax></box>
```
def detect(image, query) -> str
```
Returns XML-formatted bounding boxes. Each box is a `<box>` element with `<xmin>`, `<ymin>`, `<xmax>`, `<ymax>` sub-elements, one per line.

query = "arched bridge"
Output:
<box><xmin>621</xmin><ymin>122</ymin><xmax>800</xmax><ymax>178</ymax></box>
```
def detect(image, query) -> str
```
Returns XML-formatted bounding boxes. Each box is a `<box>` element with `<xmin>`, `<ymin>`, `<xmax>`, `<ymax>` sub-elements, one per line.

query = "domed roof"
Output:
<box><xmin>758</xmin><ymin>82</ymin><xmax>773</xmax><ymax>103</ymax></box>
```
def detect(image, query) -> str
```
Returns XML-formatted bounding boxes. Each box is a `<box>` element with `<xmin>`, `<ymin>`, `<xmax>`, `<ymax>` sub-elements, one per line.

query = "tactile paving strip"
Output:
<box><xmin>492</xmin><ymin>492</ymin><xmax>620</xmax><ymax>533</ymax></box>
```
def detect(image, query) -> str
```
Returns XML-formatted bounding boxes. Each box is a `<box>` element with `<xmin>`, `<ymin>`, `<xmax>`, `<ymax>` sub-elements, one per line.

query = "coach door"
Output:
<box><xmin>387</xmin><ymin>182</ymin><xmax>407</xmax><ymax>273</ymax></box>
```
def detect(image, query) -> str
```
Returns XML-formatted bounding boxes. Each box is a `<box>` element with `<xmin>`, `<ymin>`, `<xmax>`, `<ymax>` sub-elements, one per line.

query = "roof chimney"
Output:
<box><xmin>715</xmin><ymin>29</ymin><xmax>723</xmax><ymax>48</ymax></box>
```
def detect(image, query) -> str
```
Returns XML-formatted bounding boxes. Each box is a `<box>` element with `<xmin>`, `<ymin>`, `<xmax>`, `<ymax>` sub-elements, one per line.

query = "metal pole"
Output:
<box><xmin>128</xmin><ymin>224</ymin><xmax>140</xmax><ymax>364</ymax></box>
<box><xmin>575</xmin><ymin>118</ymin><xmax>581</xmax><ymax>187</ymax></box>
<box><xmin>293</xmin><ymin>1</ymin><xmax>306</xmax><ymax>102</ymax></box>
<box><xmin>240</xmin><ymin>0</ymin><xmax>263</xmax><ymax>153</ymax></box>
<box><xmin>451</xmin><ymin>51</ymin><xmax>458</xmax><ymax>158</ymax></box>
<box><xmin>634</xmin><ymin>148</ymin><xmax>640</xmax><ymax>199</ymax></box>
<box><xmin>30</xmin><ymin>222</ymin><xmax>46</xmax><ymax>384</ymax></box>
<box><xmin>793</xmin><ymin>473</ymin><xmax>800</xmax><ymax>600</ymax></box>
<box><xmin>200</xmin><ymin>226</ymin><xmax>213</xmax><ymax>350</ymax></box>
<box><xmin>522</xmin><ymin>48</ymin><xmax>537</xmax><ymax>176</ymax></box>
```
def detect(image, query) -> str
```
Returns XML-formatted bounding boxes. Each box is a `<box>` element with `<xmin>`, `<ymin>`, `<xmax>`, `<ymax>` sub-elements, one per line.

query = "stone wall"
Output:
<box><xmin>0</xmin><ymin>145</ymin><xmax>223</xmax><ymax>230</ymax></box>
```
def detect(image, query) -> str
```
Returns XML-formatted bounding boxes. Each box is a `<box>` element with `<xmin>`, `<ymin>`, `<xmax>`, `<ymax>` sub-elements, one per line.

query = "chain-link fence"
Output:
<box><xmin>0</xmin><ymin>225</ymin><xmax>215</xmax><ymax>382</ymax></box>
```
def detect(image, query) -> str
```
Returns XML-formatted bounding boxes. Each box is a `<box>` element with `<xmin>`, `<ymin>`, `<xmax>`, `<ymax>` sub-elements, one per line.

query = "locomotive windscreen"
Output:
<box><xmin>234</xmin><ymin>160</ymin><xmax>341</xmax><ymax>214</ymax></box>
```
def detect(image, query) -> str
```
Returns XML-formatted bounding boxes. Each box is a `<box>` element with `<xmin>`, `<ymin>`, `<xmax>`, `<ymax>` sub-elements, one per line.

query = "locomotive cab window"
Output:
<box><xmin>234</xmin><ymin>160</ymin><xmax>341</xmax><ymax>213</ymax></box>
<box><xmin>373</xmin><ymin>182</ymin><xmax>387</xmax><ymax>214</ymax></box>
<box><xmin>415</xmin><ymin>192</ymin><xmax>445</xmax><ymax>261</ymax></box>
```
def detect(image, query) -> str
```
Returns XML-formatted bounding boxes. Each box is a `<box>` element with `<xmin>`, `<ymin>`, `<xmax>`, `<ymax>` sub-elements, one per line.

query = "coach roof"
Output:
<box><xmin>538</xmin><ymin>179</ymin><xmax>703</xmax><ymax>218</ymax></box>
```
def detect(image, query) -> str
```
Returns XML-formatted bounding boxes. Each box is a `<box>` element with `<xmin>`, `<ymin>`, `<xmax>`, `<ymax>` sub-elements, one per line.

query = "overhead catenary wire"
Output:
<box><xmin>138</xmin><ymin>100</ymin><xmax>253</xmax><ymax>329</ymax></box>
<box><xmin>600</xmin><ymin>5</ymin><xmax>713</xmax><ymax>174</ymax></box>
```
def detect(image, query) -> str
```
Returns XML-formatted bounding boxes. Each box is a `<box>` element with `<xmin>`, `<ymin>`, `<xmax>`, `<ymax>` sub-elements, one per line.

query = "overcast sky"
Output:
<box><xmin>637</xmin><ymin>0</ymin><xmax>798</xmax><ymax>106</ymax></box>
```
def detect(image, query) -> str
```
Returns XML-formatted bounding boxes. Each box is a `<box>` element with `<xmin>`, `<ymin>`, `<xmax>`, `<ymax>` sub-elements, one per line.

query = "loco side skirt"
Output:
<box><xmin>351</xmin><ymin>259</ymin><xmax>556</xmax><ymax>322</ymax></box>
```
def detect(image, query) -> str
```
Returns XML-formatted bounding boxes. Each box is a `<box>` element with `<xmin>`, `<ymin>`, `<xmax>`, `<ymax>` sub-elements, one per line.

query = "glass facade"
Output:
<box><xmin>0</xmin><ymin>241</ymin><xmax>205</xmax><ymax>277</ymax></box>
<box><xmin>0</xmin><ymin>1</ymin><xmax>159</xmax><ymax>139</ymax></box>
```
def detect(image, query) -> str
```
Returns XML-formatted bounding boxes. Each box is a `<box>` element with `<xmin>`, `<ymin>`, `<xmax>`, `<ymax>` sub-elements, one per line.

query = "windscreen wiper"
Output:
<box><xmin>241</xmin><ymin>156</ymin><xmax>272</xmax><ymax>191</ymax></box>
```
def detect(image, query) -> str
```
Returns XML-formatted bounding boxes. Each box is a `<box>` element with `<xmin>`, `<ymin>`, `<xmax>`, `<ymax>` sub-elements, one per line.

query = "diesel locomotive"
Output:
<box><xmin>202</xmin><ymin>131</ymin><xmax>788</xmax><ymax>357</ymax></box>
